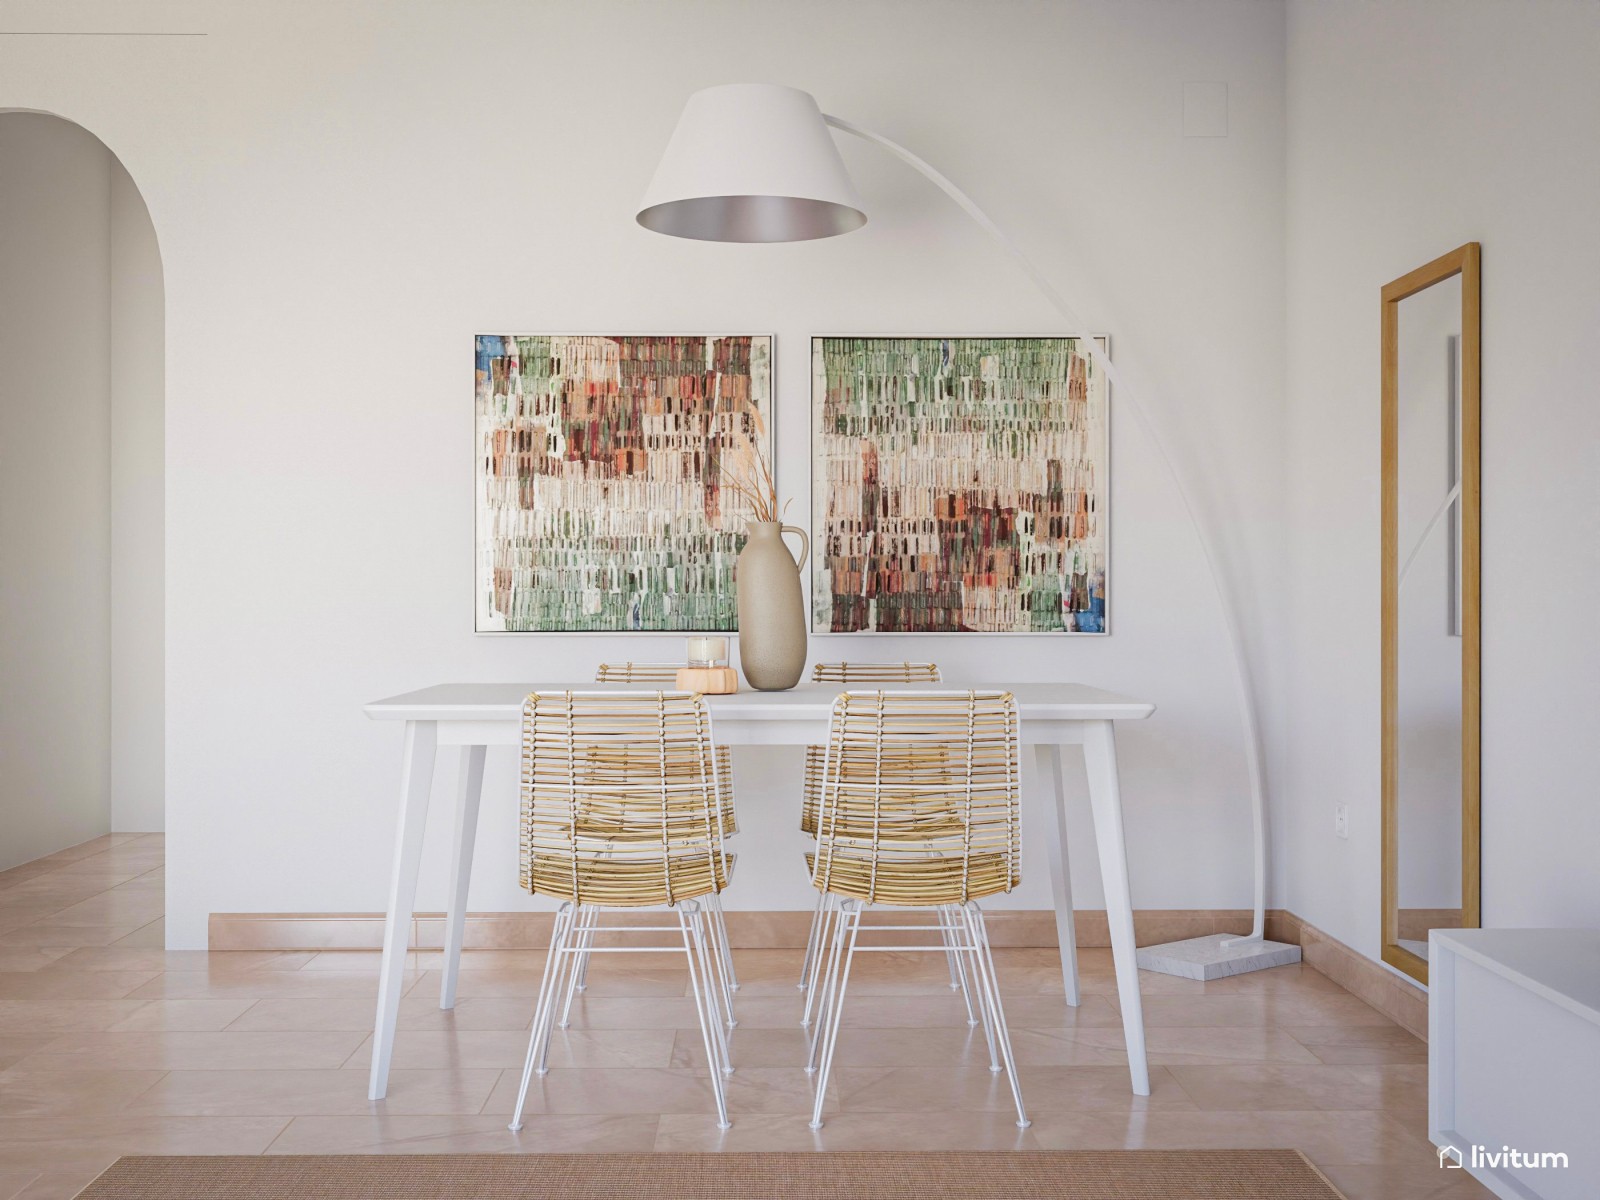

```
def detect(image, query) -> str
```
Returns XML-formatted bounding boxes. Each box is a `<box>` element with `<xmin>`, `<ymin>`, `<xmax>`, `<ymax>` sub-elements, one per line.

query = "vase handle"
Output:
<box><xmin>780</xmin><ymin>524</ymin><xmax>810</xmax><ymax>571</ymax></box>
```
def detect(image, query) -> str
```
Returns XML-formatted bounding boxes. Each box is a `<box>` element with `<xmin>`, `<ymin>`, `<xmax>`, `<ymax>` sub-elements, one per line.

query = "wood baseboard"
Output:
<box><xmin>1294</xmin><ymin>916</ymin><xmax>1427</xmax><ymax>1039</ymax></box>
<box><xmin>208</xmin><ymin>907</ymin><xmax>1268</xmax><ymax>953</ymax></box>
<box><xmin>206</xmin><ymin>904</ymin><xmax>1426</xmax><ymax>1040</ymax></box>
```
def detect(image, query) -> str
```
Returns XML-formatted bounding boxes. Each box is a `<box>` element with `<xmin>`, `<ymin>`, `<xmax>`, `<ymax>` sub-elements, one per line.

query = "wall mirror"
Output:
<box><xmin>1382</xmin><ymin>242</ymin><xmax>1481</xmax><ymax>985</ymax></box>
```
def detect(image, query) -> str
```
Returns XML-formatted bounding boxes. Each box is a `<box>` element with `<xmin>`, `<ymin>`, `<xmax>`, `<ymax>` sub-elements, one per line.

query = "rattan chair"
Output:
<box><xmin>800</xmin><ymin>663</ymin><xmax>942</xmax><ymax>836</ymax></box>
<box><xmin>508</xmin><ymin>691</ymin><xmax>736</xmax><ymax>1130</ymax></box>
<box><xmin>809</xmin><ymin>662</ymin><xmax>943</xmax><ymax>685</ymax></box>
<box><xmin>594</xmin><ymin>664</ymin><xmax>738</xmax><ymax>993</ymax></box>
<box><xmin>595</xmin><ymin>662</ymin><xmax>679</xmax><ymax>684</ymax></box>
<box><xmin>797</xmin><ymin>664</ymin><xmax>943</xmax><ymax>997</ymax></box>
<box><xmin>595</xmin><ymin>664</ymin><xmax>736</xmax><ymax>826</ymax></box>
<box><xmin>802</xmin><ymin>690</ymin><xmax>1029</xmax><ymax>1131</ymax></box>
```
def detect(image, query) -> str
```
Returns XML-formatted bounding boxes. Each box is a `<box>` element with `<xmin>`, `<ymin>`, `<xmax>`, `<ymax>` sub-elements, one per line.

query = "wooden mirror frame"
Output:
<box><xmin>1381</xmin><ymin>242</ymin><xmax>1481</xmax><ymax>986</ymax></box>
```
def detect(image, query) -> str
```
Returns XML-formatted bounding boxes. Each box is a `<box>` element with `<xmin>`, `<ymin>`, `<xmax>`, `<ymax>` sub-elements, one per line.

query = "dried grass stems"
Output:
<box><xmin>719</xmin><ymin>411</ymin><xmax>788</xmax><ymax>524</ymax></box>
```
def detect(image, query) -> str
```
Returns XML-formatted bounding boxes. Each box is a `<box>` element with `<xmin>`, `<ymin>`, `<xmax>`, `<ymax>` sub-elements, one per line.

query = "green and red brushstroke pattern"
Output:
<box><xmin>812</xmin><ymin>337</ymin><xmax>1107</xmax><ymax>634</ymax></box>
<box><xmin>476</xmin><ymin>334</ymin><xmax>771</xmax><ymax>632</ymax></box>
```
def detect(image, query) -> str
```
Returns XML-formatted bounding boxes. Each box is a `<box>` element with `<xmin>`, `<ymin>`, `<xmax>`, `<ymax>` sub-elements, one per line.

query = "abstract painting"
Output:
<box><xmin>812</xmin><ymin>336</ymin><xmax>1108</xmax><ymax>634</ymax></box>
<box><xmin>476</xmin><ymin>334</ymin><xmax>772</xmax><ymax>632</ymax></box>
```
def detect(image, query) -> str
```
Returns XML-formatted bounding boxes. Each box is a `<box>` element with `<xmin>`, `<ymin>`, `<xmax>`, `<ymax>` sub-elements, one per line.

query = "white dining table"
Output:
<box><xmin>363</xmin><ymin>680</ymin><xmax>1155</xmax><ymax>1101</ymax></box>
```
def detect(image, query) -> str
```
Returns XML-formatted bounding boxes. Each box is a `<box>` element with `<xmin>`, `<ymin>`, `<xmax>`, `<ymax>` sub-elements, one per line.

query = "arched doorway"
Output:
<box><xmin>0</xmin><ymin>112</ymin><xmax>164</xmax><ymax>869</ymax></box>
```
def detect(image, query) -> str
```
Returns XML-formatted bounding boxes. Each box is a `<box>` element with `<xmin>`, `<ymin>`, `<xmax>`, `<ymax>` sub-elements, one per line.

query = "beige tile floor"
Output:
<box><xmin>0</xmin><ymin>835</ymin><xmax>1490</xmax><ymax>1200</ymax></box>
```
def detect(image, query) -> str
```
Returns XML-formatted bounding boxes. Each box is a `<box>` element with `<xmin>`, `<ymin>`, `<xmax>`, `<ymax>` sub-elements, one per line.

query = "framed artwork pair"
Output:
<box><xmin>474</xmin><ymin>333</ymin><xmax>1108</xmax><ymax>636</ymax></box>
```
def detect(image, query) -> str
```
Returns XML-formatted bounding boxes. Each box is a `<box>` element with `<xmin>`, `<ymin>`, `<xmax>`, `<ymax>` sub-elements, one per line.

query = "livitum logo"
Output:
<box><xmin>1439</xmin><ymin>1143</ymin><xmax>1571</xmax><ymax>1171</ymax></box>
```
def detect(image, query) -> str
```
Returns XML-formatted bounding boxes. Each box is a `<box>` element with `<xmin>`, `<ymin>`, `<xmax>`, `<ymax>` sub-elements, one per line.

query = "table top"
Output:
<box><xmin>365</xmin><ymin>681</ymin><xmax>1155</xmax><ymax>723</ymax></box>
<box><xmin>1433</xmin><ymin>928</ymin><xmax>1600</xmax><ymax>1028</ymax></box>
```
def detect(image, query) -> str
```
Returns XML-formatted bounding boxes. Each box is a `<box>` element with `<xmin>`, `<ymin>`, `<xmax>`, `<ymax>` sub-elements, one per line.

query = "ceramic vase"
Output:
<box><xmin>735</xmin><ymin>521</ymin><xmax>810</xmax><ymax>691</ymax></box>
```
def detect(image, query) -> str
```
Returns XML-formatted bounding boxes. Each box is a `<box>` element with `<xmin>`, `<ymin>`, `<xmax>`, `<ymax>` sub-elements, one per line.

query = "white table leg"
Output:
<box><xmin>367</xmin><ymin>719</ymin><xmax>437</xmax><ymax>1101</ymax></box>
<box><xmin>1081</xmin><ymin>719</ymin><xmax>1150</xmax><ymax>1097</ymax></box>
<box><xmin>1035</xmin><ymin>745</ymin><xmax>1081</xmax><ymax>1007</ymax></box>
<box><xmin>440</xmin><ymin>743</ymin><xmax>486</xmax><ymax>1010</ymax></box>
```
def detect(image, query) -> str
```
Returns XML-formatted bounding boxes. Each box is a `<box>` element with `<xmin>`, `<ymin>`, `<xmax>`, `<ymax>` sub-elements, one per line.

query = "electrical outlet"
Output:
<box><xmin>1334</xmin><ymin>804</ymin><xmax>1349</xmax><ymax>839</ymax></box>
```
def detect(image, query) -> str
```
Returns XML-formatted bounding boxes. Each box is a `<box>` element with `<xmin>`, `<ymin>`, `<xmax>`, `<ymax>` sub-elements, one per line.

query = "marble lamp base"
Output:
<box><xmin>1136</xmin><ymin>932</ymin><xmax>1302</xmax><ymax>981</ymax></box>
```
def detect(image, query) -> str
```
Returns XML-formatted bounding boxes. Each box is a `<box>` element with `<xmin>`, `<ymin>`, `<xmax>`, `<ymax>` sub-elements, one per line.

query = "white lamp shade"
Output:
<box><xmin>637</xmin><ymin>83</ymin><xmax>866</xmax><ymax>243</ymax></box>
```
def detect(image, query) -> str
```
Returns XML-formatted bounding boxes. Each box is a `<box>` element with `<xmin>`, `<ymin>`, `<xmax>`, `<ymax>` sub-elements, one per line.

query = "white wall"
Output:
<box><xmin>1284</xmin><ymin>0</ymin><xmax>1600</xmax><ymax>962</ymax></box>
<box><xmin>109</xmin><ymin>158</ymin><xmax>166</xmax><ymax>833</ymax></box>
<box><xmin>0</xmin><ymin>113</ymin><xmax>113</xmax><ymax>869</ymax></box>
<box><xmin>0</xmin><ymin>0</ymin><xmax>1288</xmax><ymax>949</ymax></box>
<box><xmin>6</xmin><ymin>1</ymin><xmax>1592</xmax><ymax>967</ymax></box>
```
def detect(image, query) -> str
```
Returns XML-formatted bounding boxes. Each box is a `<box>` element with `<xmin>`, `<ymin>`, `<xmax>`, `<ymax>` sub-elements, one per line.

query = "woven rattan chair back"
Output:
<box><xmin>800</xmin><ymin>663</ymin><xmax>941</xmax><ymax>837</ymax></box>
<box><xmin>810</xmin><ymin>662</ymin><xmax>942</xmax><ymax>684</ymax></box>
<box><xmin>594</xmin><ymin>664</ymin><xmax>735</xmax><ymax>834</ymax></box>
<box><xmin>810</xmin><ymin>690</ymin><xmax>1021</xmax><ymax>907</ymax></box>
<box><xmin>520</xmin><ymin>691</ymin><xmax>731</xmax><ymax>908</ymax></box>
<box><xmin>595</xmin><ymin>662</ymin><xmax>681</xmax><ymax>683</ymax></box>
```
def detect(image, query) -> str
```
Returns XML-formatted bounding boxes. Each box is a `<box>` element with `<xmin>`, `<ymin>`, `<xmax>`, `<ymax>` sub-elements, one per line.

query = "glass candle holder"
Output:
<box><xmin>686</xmin><ymin>636</ymin><xmax>728</xmax><ymax>669</ymax></box>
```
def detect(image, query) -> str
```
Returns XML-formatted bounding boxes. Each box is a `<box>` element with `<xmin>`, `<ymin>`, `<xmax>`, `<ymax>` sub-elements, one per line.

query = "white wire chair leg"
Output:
<box><xmin>535</xmin><ymin>921</ymin><xmax>583</xmax><ymax>1075</ymax></box>
<box><xmin>804</xmin><ymin>895</ymin><xmax>851</xmax><ymax>1072</ymax></box>
<box><xmin>940</xmin><ymin>903</ymin><xmax>980</xmax><ymax>1026</ymax></box>
<box><xmin>690</xmin><ymin>906</ymin><xmax>734</xmax><ymax>1077</ymax></box>
<box><xmin>701</xmin><ymin>921</ymin><xmax>738</xmax><ymax>1048</ymax></box>
<box><xmin>797</xmin><ymin>887</ymin><xmax>827</xmax><ymax>990</ymax></box>
<box><xmin>808</xmin><ymin>898</ymin><xmax>863</xmax><ymax>1129</ymax></box>
<box><xmin>955</xmin><ymin>905</ymin><xmax>1000</xmax><ymax>1070</ymax></box>
<box><xmin>707</xmin><ymin>931</ymin><xmax>738</xmax><ymax>1034</ymax></box>
<box><xmin>559</xmin><ymin>903</ymin><xmax>599</xmax><ymax>1028</ymax></box>
<box><xmin>699</xmin><ymin>894</ymin><xmax>738</xmax><ymax>1028</ymax></box>
<box><xmin>508</xmin><ymin>902</ymin><xmax>575</xmax><ymax>1132</ymax></box>
<box><xmin>800</xmin><ymin>891</ymin><xmax>838</xmax><ymax>1030</ymax></box>
<box><xmin>962</xmin><ymin>901</ymin><xmax>1030</xmax><ymax>1129</ymax></box>
<box><xmin>572</xmin><ymin>902</ymin><xmax>599</xmax><ymax>991</ymax></box>
<box><xmin>704</xmin><ymin>891</ymin><xmax>740</xmax><ymax>991</ymax></box>
<box><xmin>938</xmin><ymin>903</ymin><xmax>965</xmax><ymax>992</ymax></box>
<box><xmin>679</xmin><ymin>902</ymin><xmax>732</xmax><ymax>1127</ymax></box>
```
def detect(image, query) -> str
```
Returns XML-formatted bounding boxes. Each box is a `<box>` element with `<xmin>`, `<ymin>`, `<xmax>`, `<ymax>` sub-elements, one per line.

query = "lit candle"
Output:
<box><xmin>687</xmin><ymin>636</ymin><xmax>727</xmax><ymax>667</ymax></box>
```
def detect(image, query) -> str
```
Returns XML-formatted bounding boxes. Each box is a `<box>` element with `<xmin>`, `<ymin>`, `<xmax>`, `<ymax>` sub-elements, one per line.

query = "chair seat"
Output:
<box><xmin>805</xmin><ymin>850</ymin><xmax>1014</xmax><ymax>906</ymax></box>
<box><xmin>526</xmin><ymin>851</ymin><xmax>735</xmax><ymax>908</ymax></box>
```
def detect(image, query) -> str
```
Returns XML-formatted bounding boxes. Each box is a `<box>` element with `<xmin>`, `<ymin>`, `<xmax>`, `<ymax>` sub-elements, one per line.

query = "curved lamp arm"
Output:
<box><xmin>1398</xmin><ymin>482</ymin><xmax>1461</xmax><ymax>592</ymax></box>
<box><xmin>824</xmin><ymin>114</ymin><xmax>1271</xmax><ymax>943</ymax></box>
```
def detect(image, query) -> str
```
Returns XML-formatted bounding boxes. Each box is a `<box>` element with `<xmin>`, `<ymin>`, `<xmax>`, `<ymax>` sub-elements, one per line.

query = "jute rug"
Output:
<box><xmin>75</xmin><ymin>1150</ymin><xmax>1346</xmax><ymax>1199</ymax></box>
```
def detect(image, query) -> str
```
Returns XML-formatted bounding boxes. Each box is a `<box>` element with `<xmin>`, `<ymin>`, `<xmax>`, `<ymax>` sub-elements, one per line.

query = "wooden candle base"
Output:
<box><xmin>676</xmin><ymin>666</ymin><xmax>739</xmax><ymax>695</ymax></box>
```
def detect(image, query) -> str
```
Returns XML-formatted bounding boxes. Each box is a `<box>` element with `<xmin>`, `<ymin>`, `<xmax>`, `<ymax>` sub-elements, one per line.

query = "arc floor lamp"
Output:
<box><xmin>636</xmin><ymin>83</ymin><xmax>1295</xmax><ymax>978</ymax></box>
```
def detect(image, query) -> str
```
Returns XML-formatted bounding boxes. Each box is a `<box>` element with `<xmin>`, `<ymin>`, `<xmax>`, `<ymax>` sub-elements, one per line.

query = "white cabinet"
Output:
<box><xmin>1430</xmin><ymin>929</ymin><xmax>1600</xmax><ymax>1200</ymax></box>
